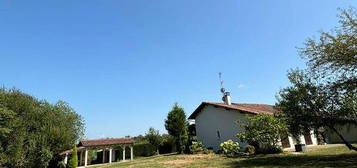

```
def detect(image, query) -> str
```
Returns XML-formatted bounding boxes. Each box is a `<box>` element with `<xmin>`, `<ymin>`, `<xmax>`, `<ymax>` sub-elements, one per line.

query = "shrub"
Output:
<box><xmin>244</xmin><ymin>145</ymin><xmax>255</xmax><ymax>155</ymax></box>
<box><xmin>133</xmin><ymin>142</ymin><xmax>156</xmax><ymax>157</ymax></box>
<box><xmin>220</xmin><ymin>140</ymin><xmax>240</xmax><ymax>157</ymax></box>
<box><xmin>70</xmin><ymin>146</ymin><xmax>78</xmax><ymax>168</ymax></box>
<box><xmin>236</xmin><ymin>114</ymin><xmax>287</xmax><ymax>154</ymax></box>
<box><xmin>189</xmin><ymin>141</ymin><xmax>206</xmax><ymax>154</ymax></box>
<box><xmin>257</xmin><ymin>145</ymin><xmax>283</xmax><ymax>154</ymax></box>
<box><xmin>203</xmin><ymin>149</ymin><xmax>214</xmax><ymax>154</ymax></box>
<box><xmin>159</xmin><ymin>134</ymin><xmax>176</xmax><ymax>154</ymax></box>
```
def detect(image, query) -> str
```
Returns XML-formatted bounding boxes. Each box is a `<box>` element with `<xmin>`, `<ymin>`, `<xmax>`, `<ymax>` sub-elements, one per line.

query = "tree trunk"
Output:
<box><xmin>329</xmin><ymin>126</ymin><xmax>357</xmax><ymax>151</ymax></box>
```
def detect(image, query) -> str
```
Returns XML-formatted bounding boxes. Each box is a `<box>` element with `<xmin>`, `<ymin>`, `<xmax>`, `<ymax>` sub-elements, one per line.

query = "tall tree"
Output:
<box><xmin>0</xmin><ymin>88</ymin><xmax>85</xmax><ymax>167</ymax></box>
<box><xmin>145</xmin><ymin>127</ymin><xmax>163</xmax><ymax>154</ymax></box>
<box><xmin>165</xmin><ymin>103</ymin><xmax>188</xmax><ymax>154</ymax></box>
<box><xmin>277</xmin><ymin>8</ymin><xmax>357</xmax><ymax>151</ymax></box>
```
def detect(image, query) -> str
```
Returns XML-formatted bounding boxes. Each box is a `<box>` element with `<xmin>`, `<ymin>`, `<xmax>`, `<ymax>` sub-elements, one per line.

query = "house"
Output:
<box><xmin>188</xmin><ymin>92</ymin><xmax>319</xmax><ymax>151</ymax></box>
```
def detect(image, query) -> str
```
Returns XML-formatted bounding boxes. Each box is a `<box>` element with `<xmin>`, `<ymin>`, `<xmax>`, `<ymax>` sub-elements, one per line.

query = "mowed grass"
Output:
<box><xmin>93</xmin><ymin>145</ymin><xmax>357</xmax><ymax>168</ymax></box>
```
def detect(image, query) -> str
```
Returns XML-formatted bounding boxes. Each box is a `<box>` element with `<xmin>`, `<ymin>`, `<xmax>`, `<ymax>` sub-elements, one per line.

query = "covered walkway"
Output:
<box><xmin>60</xmin><ymin>138</ymin><xmax>135</xmax><ymax>167</ymax></box>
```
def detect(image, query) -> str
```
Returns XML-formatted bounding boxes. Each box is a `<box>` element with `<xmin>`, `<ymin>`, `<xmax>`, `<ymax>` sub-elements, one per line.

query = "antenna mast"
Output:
<box><xmin>218</xmin><ymin>72</ymin><xmax>232</xmax><ymax>105</ymax></box>
<box><xmin>219</xmin><ymin>72</ymin><xmax>225</xmax><ymax>95</ymax></box>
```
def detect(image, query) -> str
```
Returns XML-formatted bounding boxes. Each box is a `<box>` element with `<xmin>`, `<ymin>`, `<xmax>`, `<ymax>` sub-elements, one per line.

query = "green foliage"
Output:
<box><xmin>244</xmin><ymin>145</ymin><xmax>256</xmax><ymax>155</ymax></box>
<box><xmin>133</xmin><ymin>142</ymin><xmax>157</xmax><ymax>157</ymax></box>
<box><xmin>57</xmin><ymin>161</ymin><xmax>67</xmax><ymax>168</ymax></box>
<box><xmin>0</xmin><ymin>88</ymin><xmax>85</xmax><ymax>167</ymax></box>
<box><xmin>189</xmin><ymin>141</ymin><xmax>207</xmax><ymax>154</ymax></box>
<box><xmin>299</xmin><ymin>8</ymin><xmax>357</xmax><ymax>92</ymax></box>
<box><xmin>145</xmin><ymin>127</ymin><xmax>163</xmax><ymax>154</ymax></box>
<box><xmin>220</xmin><ymin>140</ymin><xmax>240</xmax><ymax>157</ymax></box>
<box><xmin>71</xmin><ymin>146</ymin><xmax>78</xmax><ymax>168</ymax></box>
<box><xmin>277</xmin><ymin>8</ymin><xmax>357</xmax><ymax>151</ymax></box>
<box><xmin>87</xmin><ymin>149</ymin><xmax>97</xmax><ymax>164</ymax></box>
<box><xmin>132</xmin><ymin>133</ymin><xmax>176</xmax><ymax>155</ymax></box>
<box><xmin>159</xmin><ymin>134</ymin><xmax>176</xmax><ymax>154</ymax></box>
<box><xmin>236</xmin><ymin>114</ymin><xmax>287</xmax><ymax>153</ymax></box>
<box><xmin>165</xmin><ymin>103</ymin><xmax>188</xmax><ymax>154</ymax></box>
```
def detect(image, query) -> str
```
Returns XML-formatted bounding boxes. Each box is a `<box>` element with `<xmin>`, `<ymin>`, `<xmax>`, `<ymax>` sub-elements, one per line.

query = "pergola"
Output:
<box><xmin>60</xmin><ymin>138</ymin><xmax>135</xmax><ymax>167</ymax></box>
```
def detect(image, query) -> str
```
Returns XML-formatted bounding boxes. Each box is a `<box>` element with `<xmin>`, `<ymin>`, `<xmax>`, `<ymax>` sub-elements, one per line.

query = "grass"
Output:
<box><xmin>92</xmin><ymin>145</ymin><xmax>357</xmax><ymax>168</ymax></box>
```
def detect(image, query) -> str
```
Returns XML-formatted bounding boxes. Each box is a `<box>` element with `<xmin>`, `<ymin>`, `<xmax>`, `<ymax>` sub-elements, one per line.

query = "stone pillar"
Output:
<box><xmin>122</xmin><ymin>145</ymin><xmax>126</xmax><ymax>161</ymax></box>
<box><xmin>102</xmin><ymin>149</ymin><xmax>106</xmax><ymax>163</ymax></box>
<box><xmin>109</xmin><ymin>148</ymin><xmax>112</xmax><ymax>163</ymax></box>
<box><xmin>84</xmin><ymin>150</ymin><xmax>88</xmax><ymax>166</ymax></box>
<box><xmin>130</xmin><ymin>145</ymin><xmax>133</xmax><ymax>160</ymax></box>
<box><xmin>64</xmin><ymin>153</ymin><xmax>68</xmax><ymax>164</ymax></box>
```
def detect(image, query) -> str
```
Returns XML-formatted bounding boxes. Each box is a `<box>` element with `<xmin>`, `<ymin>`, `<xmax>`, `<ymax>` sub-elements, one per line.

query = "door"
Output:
<box><xmin>281</xmin><ymin>132</ymin><xmax>291</xmax><ymax>148</ymax></box>
<box><xmin>304</xmin><ymin>134</ymin><xmax>313</xmax><ymax>145</ymax></box>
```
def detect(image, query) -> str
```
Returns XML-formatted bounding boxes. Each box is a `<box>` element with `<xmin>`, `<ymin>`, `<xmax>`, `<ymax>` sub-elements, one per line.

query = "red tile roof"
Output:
<box><xmin>188</xmin><ymin>102</ymin><xmax>277</xmax><ymax>119</ymax></box>
<box><xmin>59</xmin><ymin>138</ymin><xmax>135</xmax><ymax>155</ymax></box>
<box><xmin>79</xmin><ymin>138</ymin><xmax>135</xmax><ymax>147</ymax></box>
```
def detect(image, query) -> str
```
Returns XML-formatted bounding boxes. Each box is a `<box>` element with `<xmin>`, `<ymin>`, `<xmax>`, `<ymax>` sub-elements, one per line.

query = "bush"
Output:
<box><xmin>203</xmin><ymin>149</ymin><xmax>214</xmax><ymax>154</ymax></box>
<box><xmin>236</xmin><ymin>114</ymin><xmax>287</xmax><ymax>153</ymax></box>
<box><xmin>70</xmin><ymin>146</ymin><xmax>78</xmax><ymax>168</ymax></box>
<box><xmin>244</xmin><ymin>145</ymin><xmax>255</xmax><ymax>155</ymax></box>
<box><xmin>133</xmin><ymin>142</ymin><xmax>156</xmax><ymax>157</ymax></box>
<box><xmin>257</xmin><ymin>145</ymin><xmax>283</xmax><ymax>154</ymax></box>
<box><xmin>220</xmin><ymin>140</ymin><xmax>240</xmax><ymax>157</ymax></box>
<box><xmin>189</xmin><ymin>141</ymin><xmax>206</xmax><ymax>154</ymax></box>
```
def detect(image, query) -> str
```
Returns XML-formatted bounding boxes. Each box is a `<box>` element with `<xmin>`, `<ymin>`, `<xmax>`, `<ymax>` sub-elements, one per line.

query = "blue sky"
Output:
<box><xmin>0</xmin><ymin>0</ymin><xmax>356</xmax><ymax>139</ymax></box>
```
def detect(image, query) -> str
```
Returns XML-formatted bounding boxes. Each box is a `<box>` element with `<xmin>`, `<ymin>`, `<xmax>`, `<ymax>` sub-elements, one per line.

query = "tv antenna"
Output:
<box><xmin>219</xmin><ymin>72</ymin><xmax>225</xmax><ymax>94</ymax></box>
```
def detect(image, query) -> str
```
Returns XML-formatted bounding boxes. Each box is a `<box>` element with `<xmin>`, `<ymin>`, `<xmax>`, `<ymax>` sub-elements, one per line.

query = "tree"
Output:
<box><xmin>300</xmin><ymin>7</ymin><xmax>357</xmax><ymax>92</ymax></box>
<box><xmin>71</xmin><ymin>146</ymin><xmax>78</xmax><ymax>168</ymax></box>
<box><xmin>236</xmin><ymin>114</ymin><xmax>287</xmax><ymax>153</ymax></box>
<box><xmin>276</xmin><ymin>7</ymin><xmax>357</xmax><ymax>151</ymax></box>
<box><xmin>277</xmin><ymin>70</ymin><xmax>357</xmax><ymax>151</ymax></box>
<box><xmin>165</xmin><ymin>103</ymin><xmax>188</xmax><ymax>154</ymax></box>
<box><xmin>145</xmin><ymin>127</ymin><xmax>163</xmax><ymax>154</ymax></box>
<box><xmin>0</xmin><ymin>88</ymin><xmax>85</xmax><ymax>167</ymax></box>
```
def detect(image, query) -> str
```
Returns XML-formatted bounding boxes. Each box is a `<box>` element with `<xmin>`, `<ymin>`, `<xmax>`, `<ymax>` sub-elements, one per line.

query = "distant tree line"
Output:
<box><xmin>0</xmin><ymin>88</ymin><xmax>85</xmax><ymax>167</ymax></box>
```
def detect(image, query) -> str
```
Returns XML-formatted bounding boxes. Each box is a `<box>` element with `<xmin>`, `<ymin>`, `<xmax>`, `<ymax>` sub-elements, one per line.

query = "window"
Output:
<box><xmin>217</xmin><ymin>130</ymin><xmax>221</xmax><ymax>139</ymax></box>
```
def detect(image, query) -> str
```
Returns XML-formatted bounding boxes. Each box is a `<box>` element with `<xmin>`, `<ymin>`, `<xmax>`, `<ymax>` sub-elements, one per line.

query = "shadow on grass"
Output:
<box><xmin>227</xmin><ymin>153</ymin><xmax>357</xmax><ymax>168</ymax></box>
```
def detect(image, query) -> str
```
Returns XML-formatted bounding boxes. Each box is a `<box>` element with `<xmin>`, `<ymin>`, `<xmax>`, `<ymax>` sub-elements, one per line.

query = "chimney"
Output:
<box><xmin>222</xmin><ymin>92</ymin><xmax>232</xmax><ymax>105</ymax></box>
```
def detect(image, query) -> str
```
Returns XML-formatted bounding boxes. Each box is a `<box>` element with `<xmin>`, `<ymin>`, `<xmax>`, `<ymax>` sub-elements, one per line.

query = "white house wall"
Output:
<box><xmin>195</xmin><ymin>105</ymin><xmax>248</xmax><ymax>151</ymax></box>
<box><xmin>283</xmin><ymin>130</ymin><xmax>318</xmax><ymax>151</ymax></box>
<box><xmin>194</xmin><ymin>105</ymin><xmax>319</xmax><ymax>151</ymax></box>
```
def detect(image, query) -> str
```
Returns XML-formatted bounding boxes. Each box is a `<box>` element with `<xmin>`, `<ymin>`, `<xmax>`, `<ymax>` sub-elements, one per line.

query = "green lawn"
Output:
<box><xmin>93</xmin><ymin>145</ymin><xmax>357</xmax><ymax>168</ymax></box>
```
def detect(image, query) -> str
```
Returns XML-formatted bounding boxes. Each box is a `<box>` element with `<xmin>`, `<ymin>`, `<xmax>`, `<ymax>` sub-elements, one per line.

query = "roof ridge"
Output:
<box><xmin>188</xmin><ymin>102</ymin><xmax>276</xmax><ymax>119</ymax></box>
<box><xmin>203</xmin><ymin>102</ymin><xmax>273</xmax><ymax>106</ymax></box>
